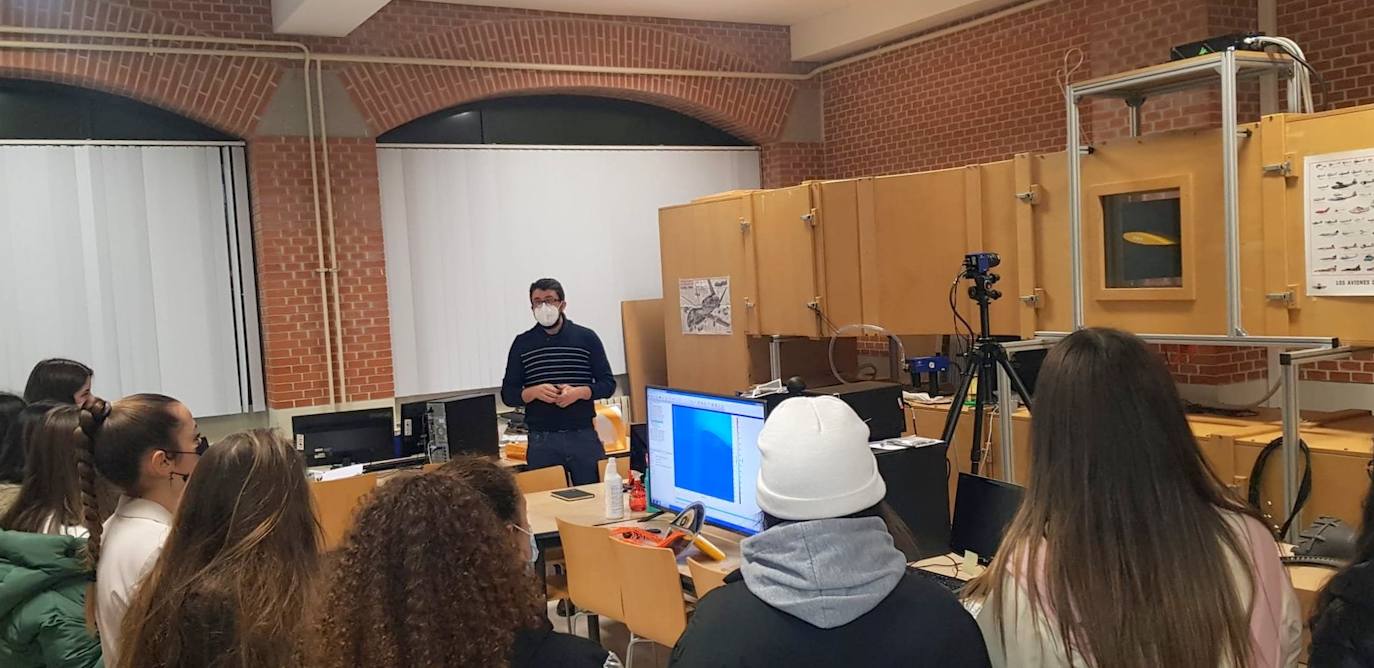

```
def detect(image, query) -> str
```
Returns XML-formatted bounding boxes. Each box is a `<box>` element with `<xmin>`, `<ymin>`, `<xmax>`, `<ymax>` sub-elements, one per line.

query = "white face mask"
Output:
<box><xmin>533</xmin><ymin>302</ymin><xmax>561</xmax><ymax>328</ymax></box>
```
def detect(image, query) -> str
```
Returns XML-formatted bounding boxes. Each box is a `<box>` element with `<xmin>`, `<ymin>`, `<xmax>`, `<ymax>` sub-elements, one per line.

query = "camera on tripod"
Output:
<box><xmin>942</xmin><ymin>250</ymin><xmax>1031</xmax><ymax>476</ymax></box>
<box><xmin>962</xmin><ymin>252</ymin><xmax>1003</xmax><ymax>302</ymax></box>
<box><xmin>962</xmin><ymin>251</ymin><xmax>1001</xmax><ymax>277</ymax></box>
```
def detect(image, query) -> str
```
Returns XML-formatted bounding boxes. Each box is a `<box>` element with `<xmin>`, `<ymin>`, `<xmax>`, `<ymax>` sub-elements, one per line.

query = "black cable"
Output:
<box><xmin>948</xmin><ymin>272</ymin><xmax>975</xmax><ymax>351</ymax></box>
<box><xmin>1248</xmin><ymin>436</ymin><xmax>1312</xmax><ymax>539</ymax></box>
<box><xmin>808</xmin><ymin>302</ymin><xmax>841</xmax><ymax>333</ymax></box>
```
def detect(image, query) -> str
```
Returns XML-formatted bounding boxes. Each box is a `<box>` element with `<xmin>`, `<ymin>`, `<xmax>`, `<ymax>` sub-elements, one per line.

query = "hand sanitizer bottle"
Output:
<box><xmin>604</xmin><ymin>459</ymin><xmax>624</xmax><ymax>520</ymax></box>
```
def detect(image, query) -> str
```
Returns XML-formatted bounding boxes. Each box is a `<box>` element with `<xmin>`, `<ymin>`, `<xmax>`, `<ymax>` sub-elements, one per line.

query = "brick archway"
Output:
<box><xmin>0</xmin><ymin>54</ymin><xmax>279</xmax><ymax>139</ymax></box>
<box><xmin>338</xmin><ymin>15</ymin><xmax>799</xmax><ymax>144</ymax></box>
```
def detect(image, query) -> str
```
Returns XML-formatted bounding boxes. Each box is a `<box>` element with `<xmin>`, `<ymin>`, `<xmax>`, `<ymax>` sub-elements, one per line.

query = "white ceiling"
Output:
<box><xmin>424</xmin><ymin>0</ymin><xmax>859</xmax><ymax>26</ymax></box>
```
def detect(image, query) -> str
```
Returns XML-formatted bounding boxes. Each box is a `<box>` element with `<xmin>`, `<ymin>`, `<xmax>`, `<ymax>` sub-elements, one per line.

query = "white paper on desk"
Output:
<box><xmin>882</xmin><ymin>436</ymin><xmax>946</xmax><ymax>449</ymax></box>
<box><xmin>318</xmin><ymin>463</ymin><xmax>366</xmax><ymax>481</ymax></box>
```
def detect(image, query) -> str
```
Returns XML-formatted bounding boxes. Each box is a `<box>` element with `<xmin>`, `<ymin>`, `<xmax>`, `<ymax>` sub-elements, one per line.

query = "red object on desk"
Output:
<box><xmin>629</xmin><ymin>476</ymin><xmax>647</xmax><ymax>512</ymax></box>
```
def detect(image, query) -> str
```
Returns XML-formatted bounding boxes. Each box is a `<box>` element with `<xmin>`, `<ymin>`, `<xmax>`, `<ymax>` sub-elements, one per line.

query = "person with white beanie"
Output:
<box><xmin>669</xmin><ymin>395</ymin><xmax>990</xmax><ymax>667</ymax></box>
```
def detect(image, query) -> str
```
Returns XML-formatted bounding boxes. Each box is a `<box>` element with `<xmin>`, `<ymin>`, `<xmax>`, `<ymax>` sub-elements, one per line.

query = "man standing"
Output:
<box><xmin>502</xmin><ymin>278</ymin><xmax>617</xmax><ymax>485</ymax></box>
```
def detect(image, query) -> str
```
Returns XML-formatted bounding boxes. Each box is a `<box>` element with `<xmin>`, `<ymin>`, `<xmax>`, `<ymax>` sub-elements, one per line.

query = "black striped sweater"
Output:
<box><xmin>501</xmin><ymin>318</ymin><xmax>616</xmax><ymax>431</ymax></box>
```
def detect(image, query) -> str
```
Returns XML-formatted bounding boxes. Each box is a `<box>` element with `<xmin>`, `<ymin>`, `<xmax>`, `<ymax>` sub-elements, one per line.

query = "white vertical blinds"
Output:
<box><xmin>0</xmin><ymin>144</ymin><xmax>262</xmax><ymax>417</ymax></box>
<box><xmin>379</xmin><ymin>145</ymin><xmax>760</xmax><ymax>397</ymax></box>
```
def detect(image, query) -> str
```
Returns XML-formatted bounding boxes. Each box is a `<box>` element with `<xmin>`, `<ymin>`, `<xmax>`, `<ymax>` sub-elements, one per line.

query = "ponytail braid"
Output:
<box><xmin>76</xmin><ymin>397</ymin><xmax>109</xmax><ymax>634</ymax></box>
<box><xmin>76</xmin><ymin>397</ymin><xmax>109</xmax><ymax>564</ymax></box>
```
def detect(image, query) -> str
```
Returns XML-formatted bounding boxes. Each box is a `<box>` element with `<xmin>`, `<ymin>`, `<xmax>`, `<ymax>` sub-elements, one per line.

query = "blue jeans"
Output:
<box><xmin>527</xmin><ymin>428</ymin><xmax>605</xmax><ymax>486</ymax></box>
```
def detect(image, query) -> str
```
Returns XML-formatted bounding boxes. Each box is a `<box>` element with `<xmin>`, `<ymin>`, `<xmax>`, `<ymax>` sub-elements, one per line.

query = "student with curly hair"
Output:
<box><xmin>117</xmin><ymin>429</ymin><xmax>321</xmax><ymax>668</ymax></box>
<box><xmin>313</xmin><ymin>470</ymin><xmax>591</xmax><ymax>667</ymax></box>
<box><xmin>439</xmin><ymin>456</ymin><xmax>622</xmax><ymax>668</ymax></box>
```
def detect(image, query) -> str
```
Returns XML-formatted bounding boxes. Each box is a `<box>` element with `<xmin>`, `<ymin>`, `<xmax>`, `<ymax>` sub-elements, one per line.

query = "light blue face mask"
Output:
<box><xmin>512</xmin><ymin>524</ymin><xmax>539</xmax><ymax>566</ymax></box>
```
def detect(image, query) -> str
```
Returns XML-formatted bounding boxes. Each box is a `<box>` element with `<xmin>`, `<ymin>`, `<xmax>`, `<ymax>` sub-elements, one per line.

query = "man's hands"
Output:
<box><xmin>522</xmin><ymin>383</ymin><xmax>592</xmax><ymax>407</ymax></box>
<box><xmin>555</xmin><ymin>385</ymin><xmax>591</xmax><ymax>408</ymax></box>
<box><xmin>522</xmin><ymin>384</ymin><xmax>561</xmax><ymax>404</ymax></box>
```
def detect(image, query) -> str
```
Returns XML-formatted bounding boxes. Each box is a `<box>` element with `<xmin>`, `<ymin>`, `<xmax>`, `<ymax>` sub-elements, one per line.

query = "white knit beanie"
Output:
<box><xmin>755</xmin><ymin>395</ymin><xmax>887</xmax><ymax>521</ymax></box>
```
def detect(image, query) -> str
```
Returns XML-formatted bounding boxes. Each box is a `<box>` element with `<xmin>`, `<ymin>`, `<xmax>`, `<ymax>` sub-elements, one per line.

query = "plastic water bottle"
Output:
<box><xmin>604</xmin><ymin>459</ymin><xmax>624</xmax><ymax>520</ymax></box>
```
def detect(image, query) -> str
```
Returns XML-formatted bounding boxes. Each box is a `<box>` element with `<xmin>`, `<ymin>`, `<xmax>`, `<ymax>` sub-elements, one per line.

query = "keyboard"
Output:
<box><xmin>912</xmin><ymin>568</ymin><xmax>968</xmax><ymax>593</ymax></box>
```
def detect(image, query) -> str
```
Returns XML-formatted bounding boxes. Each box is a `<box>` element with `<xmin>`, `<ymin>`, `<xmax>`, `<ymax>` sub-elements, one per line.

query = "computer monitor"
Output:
<box><xmin>949</xmin><ymin>473</ymin><xmax>1025</xmax><ymax>563</ymax></box>
<box><xmin>645</xmin><ymin>386</ymin><xmax>766</xmax><ymax>536</ymax></box>
<box><xmin>293</xmin><ymin>408</ymin><xmax>396</xmax><ymax>467</ymax></box>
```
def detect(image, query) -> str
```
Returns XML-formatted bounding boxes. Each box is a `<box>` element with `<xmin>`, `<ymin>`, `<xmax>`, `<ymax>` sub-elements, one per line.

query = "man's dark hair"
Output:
<box><xmin>529</xmin><ymin>278</ymin><xmax>564</xmax><ymax>302</ymax></box>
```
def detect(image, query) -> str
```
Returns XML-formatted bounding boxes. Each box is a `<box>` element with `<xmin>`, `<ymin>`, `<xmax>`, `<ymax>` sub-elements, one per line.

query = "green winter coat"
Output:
<box><xmin>0</xmin><ymin>530</ymin><xmax>102</xmax><ymax>668</ymax></box>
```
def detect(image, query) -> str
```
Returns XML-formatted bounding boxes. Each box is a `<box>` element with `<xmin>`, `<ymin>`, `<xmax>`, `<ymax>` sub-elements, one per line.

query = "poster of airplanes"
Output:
<box><xmin>1306</xmin><ymin>148</ymin><xmax>1374</xmax><ymax>296</ymax></box>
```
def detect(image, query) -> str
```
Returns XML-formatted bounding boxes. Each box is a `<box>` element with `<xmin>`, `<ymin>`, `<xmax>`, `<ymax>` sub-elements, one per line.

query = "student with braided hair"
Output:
<box><xmin>74</xmin><ymin>394</ymin><xmax>204</xmax><ymax>665</ymax></box>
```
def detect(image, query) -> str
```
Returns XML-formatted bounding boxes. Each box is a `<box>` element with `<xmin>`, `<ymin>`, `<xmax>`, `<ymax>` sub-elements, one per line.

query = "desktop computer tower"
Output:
<box><xmin>398</xmin><ymin>400</ymin><xmax>430</xmax><ymax>457</ymax></box>
<box><xmin>425</xmin><ymin>394</ymin><xmax>499</xmax><ymax>462</ymax></box>
<box><xmin>871</xmin><ymin>442</ymin><xmax>951</xmax><ymax>561</ymax></box>
<box><xmin>807</xmin><ymin>381</ymin><xmax>906</xmax><ymax>441</ymax></box>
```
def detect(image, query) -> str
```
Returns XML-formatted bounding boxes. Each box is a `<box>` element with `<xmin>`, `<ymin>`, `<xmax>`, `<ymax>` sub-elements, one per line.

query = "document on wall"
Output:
<box><xmin>1306</xmin><ymin>148</ymin><xmax>1374</xmax><ymax>296</ymax></box>
<box><xmin>679</xmin><ymin>276</ymin><xmax>732</xmax><ymax>335</ymax></box>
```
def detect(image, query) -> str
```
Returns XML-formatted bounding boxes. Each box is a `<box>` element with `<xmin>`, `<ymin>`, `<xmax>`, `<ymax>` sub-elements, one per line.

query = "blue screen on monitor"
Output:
<box><xmin>646</xmin><ymin>386</ymin><xmax>765</xmax><ymax>536</ymax></box>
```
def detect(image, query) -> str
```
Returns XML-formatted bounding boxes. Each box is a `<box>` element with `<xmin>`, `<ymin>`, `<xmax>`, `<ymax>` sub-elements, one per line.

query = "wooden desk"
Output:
<box><xmin>525</xmin><ymin>483</ymin><xmax>648</xmax><ymax>537</ymax></box>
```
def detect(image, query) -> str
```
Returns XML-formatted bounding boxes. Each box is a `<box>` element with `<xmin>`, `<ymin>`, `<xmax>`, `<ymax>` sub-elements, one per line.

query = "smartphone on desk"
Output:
<box><xmin>551</xmin><ymin>488</ymin><xmax>595</xmax><ymax>502</ymax></box>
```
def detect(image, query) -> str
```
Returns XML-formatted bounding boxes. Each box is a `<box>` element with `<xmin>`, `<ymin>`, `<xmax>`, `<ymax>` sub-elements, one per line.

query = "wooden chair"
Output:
<box><xmin>608</xmin><ymin>538</ymin><xmax>690</xmax><ymax>666</ymax></box>
<box><xmin>556</xmin><ymin>519</ymin><xmax>625</xmax><ymax>637</ymax></box>
<box><xmin>309</xmin><ymin>473</ymin><xmax>380</xmax><ymax>551</ymax></box>
<box><xmin>516</xmin><ymin>465</ymin><xmax>568</xmax><ymax>493</ymax></box>
<box><xmin>687</xmin><ymin>556</ymin><xmax>729</xmax><ymax>599</ymax></box>
<box><xmin>597</xmin><ymin>456</ymin><xmax>631</xmax><ymax>482</ymax></box>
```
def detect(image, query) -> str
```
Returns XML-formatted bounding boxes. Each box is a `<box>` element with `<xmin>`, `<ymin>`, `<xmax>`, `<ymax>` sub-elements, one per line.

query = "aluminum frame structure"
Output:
<box><xmin>1065</xmin><ymin>50</ymin><xmax>1300</xmax><ymax>336</ymax></box>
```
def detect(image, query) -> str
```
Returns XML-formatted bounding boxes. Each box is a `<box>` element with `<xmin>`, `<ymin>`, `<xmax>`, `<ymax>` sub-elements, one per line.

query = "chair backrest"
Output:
<box><xmin>597</xmin><ymin>456</ymin><xmax>631</xmax><ymax>482</ymax></box>
<box><xmin>517</xmin><ymin>465</ymin><xmax>569</xmax><ymax>493</ymax></box>
<box><xmin>556</xmin><ymin>519</ymin><xmax>624</xmax><ymax>620</ymax></box>
<box><xmin>309</xmin><ymin>473</ymin><xmax>380</xmax><ymax>551</ymax></box>
<box><xmin>687</xmin><ymin>557</ymin><xmax>729</xmax><ymax>599</ymax></box>
<box><xmin>609</xmin><ymin>537</ymin><xmax>689</xmax><ymax>647</ymax></box>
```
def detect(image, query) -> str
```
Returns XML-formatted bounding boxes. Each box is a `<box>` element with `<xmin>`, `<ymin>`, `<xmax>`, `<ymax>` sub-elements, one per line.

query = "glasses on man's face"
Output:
<box><xmin>160</xmin><ymin>435</ymin><xmax>210</xmax><ymax>458</ymax></box>
<box><xmin>531</xmin><ymin>297</ymin><xmax>563</xmax><ymax>308</ymax></box>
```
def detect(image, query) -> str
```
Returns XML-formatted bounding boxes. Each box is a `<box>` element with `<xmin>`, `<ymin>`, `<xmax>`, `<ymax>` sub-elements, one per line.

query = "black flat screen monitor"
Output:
<box><xmin>293</xmin><ymin>408</ymin><xmax>395</xmax><ymax>467</ymax></box>
<box><xmin>949</xmin><ymin>473</ymin><xmax>1025</xmax><ymax>563</ymax></box>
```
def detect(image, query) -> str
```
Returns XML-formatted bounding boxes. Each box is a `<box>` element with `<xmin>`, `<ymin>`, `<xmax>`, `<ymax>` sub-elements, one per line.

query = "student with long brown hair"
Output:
<box><xmin>74</xmin><ymin>394</ymin><xmax>204</xmax><ymax>664</ymax></box>
<box><xmin>0</xmin><ymin>405</ymin><xmax>89</xmax><ymax>536</ymax></box>
<box><xmin>968</xmin><ymin>328</ymin><xmax>1300</xmax><ymax>667</ymax></box>
<box><xmin>23</xmin><ymin>358</ymin><xmax>93</xmax><ymax>405</ymax></box>
<box><xmin>0</xmin><ymin>398</ymin><xmax>49</xmax><ymax>516</ymax></box>
<box><xmin>313</xmin><ymin>470</ymin><xmax>553</xmax><ymax>667</ymax></box>
<box><xmin>117</xmin><ymin>429</ymin><xmax>321</xmax><ymax>668</ymax></box>
<box><xmin>439</xmin><ymin>456</ymin><xmax>621</xmax><ymax>668</ymax></box>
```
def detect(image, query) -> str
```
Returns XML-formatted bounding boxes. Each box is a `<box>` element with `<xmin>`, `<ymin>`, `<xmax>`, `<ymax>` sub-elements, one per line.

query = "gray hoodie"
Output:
<box><xmin>740</xmin><ymin>516</ymin><xmax>907</xmax><ymax>629</ymax></box>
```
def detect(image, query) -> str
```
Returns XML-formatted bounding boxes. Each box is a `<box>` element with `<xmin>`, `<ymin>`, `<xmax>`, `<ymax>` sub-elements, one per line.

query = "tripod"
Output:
<box><xmin>940</xmin><ymin>253</ymin><xmax>1033</xmax><ymax>476</ymax></box>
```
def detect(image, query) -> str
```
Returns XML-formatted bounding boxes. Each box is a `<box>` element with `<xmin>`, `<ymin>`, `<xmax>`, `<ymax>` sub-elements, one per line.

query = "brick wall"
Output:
<box><xmin>1153</xmin><ymin>345</ymin><xmax>1268</xmax><ymax>386</ymax></box>
<box><xmin>760</xmin><ymin>142</ymin><xmax>825</xmax><ymax>189</ymax></box>
<box><xmin>820</xmin><ymin>0</ymin><xmax>1266</xmax><ymax>179</ymax></box>
<box><xmin>1301</xmin><ymin>352</ymin><xmax>1374</xmax><ymax>384</ymax></box>
<box><xmin>1279</xmin><ymin>0</ymin><xmax>1374</xmax><ymax>110</ymax></box>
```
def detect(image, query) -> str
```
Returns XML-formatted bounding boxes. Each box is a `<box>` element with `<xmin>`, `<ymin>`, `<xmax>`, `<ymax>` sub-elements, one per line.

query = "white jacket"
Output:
<box><xmin>96</xmin><ymin>496</ymin><xmax>173</xmax><ymax>665</ymax></box>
